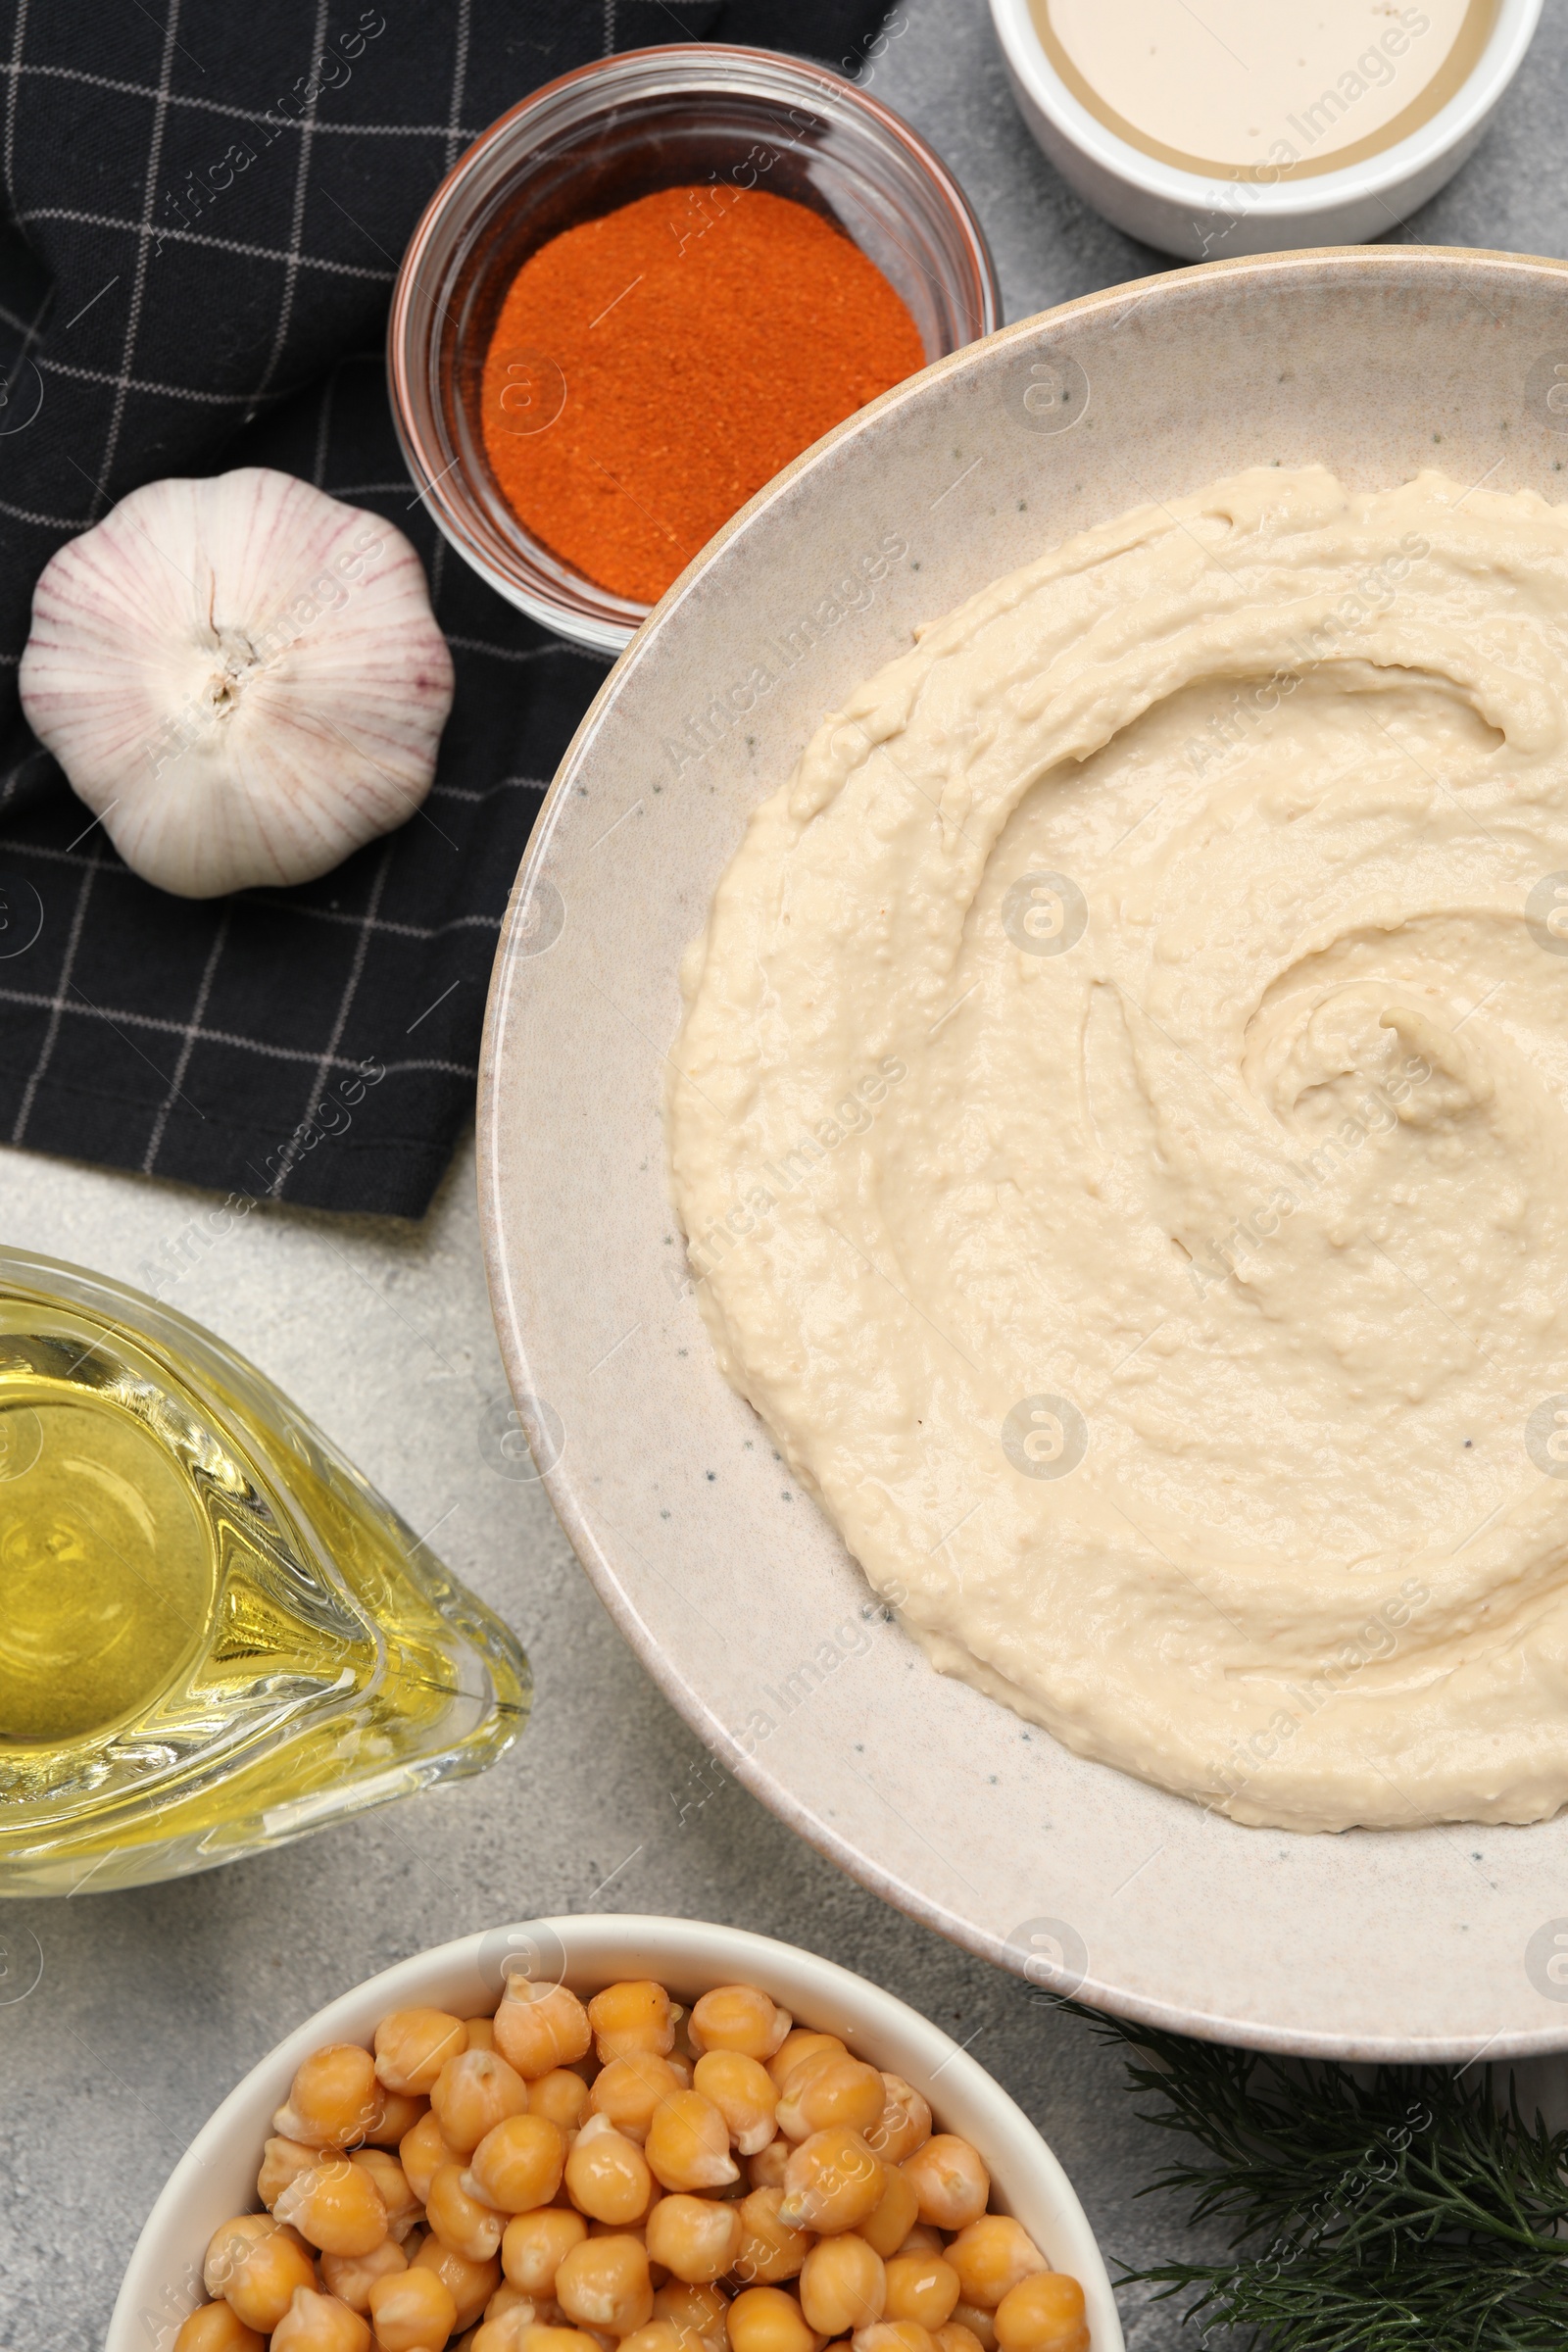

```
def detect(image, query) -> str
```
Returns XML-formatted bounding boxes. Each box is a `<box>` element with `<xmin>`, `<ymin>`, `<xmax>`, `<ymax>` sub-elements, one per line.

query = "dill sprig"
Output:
<box><xmin>1091</xmin><ymin>2014</ymin><xmax>1568</xmax><ymax>2350</ymax></box>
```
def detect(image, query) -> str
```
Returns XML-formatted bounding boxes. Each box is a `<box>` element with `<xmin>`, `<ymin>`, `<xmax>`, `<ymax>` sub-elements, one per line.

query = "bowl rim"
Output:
<box><xmin>478</xmin><ymin>240</ymin><xmax>1568</xmax><ymax>2064</ymax></box>
<box><xmin>105</xmin><ymin>1913</ymin><xmax>1124</xmax><ymax>2352</ymax></box>
<box><xmin>387</xmin><ymin>41</ymin><xmax>1003</xmax><ymax>655</ymax></box>
<box><xmin>986</xmin><ymin>0</ymin><xmax>1544</xmax><ymax>217</ymax></box>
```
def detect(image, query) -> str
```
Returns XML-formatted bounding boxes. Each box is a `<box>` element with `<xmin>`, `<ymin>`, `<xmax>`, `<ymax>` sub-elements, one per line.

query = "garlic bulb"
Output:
<box><xmin>19</xmin><ymin>467</ymin><xmax>455</xmax><ymax>898</ymax></box>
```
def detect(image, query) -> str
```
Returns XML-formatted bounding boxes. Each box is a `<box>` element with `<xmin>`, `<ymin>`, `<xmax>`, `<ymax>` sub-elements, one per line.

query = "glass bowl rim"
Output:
<box><xmin>387</xmin><ymin>41</ymin><xmax>1004</xmax><ymax>656</ymax></box>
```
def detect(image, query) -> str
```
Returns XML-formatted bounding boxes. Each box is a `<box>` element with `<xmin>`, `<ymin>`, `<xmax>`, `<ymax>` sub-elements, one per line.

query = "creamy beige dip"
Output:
<box><xmin>1031</xmin><ymin>0</ymin><xmax>1489</xmax><ymax>179</ymax></box>
<box><xmin>666</xmin><ymin>466</ymin><xmax>1568</xmax><ymax>1833</ymax></box>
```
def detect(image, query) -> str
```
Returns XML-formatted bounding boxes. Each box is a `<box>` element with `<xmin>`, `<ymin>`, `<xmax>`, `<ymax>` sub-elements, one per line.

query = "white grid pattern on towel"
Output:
<box><xmin>90</xmin><ymin>0</ymin><xmax>184</xmax><ymax>514</ymax></box>
<box><xmin>0</xmin><ymin>832</ymin><xmax>524</xmax><ymax>932</ymax></box>
<box><xmin>265</xmin><ymin>835</ymin><xmax>390</xmax><ymax>1195</ymax></box>
<box><xmin>0</xmin><ymin>57</ymin><xmax>488</xmax><ymax>143</ymax></box>
<box><xmin>9</xmin><ymin>849</ymin><xmax>98</xmax><ymax>1146</ymax></box>
<box><xmin>2</xmin><ymin>0</ymin><xmax>31</xmax><ymax>213</ymax></box>
<box><xmin>0</xmin><ymin>0</ymin><xmax>738</xmax><ymax>1209</ymax></box>
<box><xmin>0</xmin><ymin>0</ymin><xmax>511</xmax><ymax>1195</ymax></box>
<box><xmin>0</xmin><ymin>597</ymin><xmax>539</xmax><ymax>1174</ymax></box>
<box><xmin>253</xmin><ymin>0</ymin><xmax>331</xmax><ymax>402</ymax></box>
<box><xmin>17</xmin><ymin>209</ymin><xmax>396</xmax><ymax>280</ymax></box>
<box><xmin>139</xmin><ymin>904</ymin><xmax>229</xmax><ymax>1171</ymax></box>
<box><xmin>0</xmin><ymin>978</ymin><xmax>479</xmax><ymax>1079</ymax></box>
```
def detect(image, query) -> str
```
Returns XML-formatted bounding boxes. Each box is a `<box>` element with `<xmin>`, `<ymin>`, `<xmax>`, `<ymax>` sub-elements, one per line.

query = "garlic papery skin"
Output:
<box><xmin>19</xmin><ymin>467</ymin><xmax>455</xmax><ymax>898</ymax></box>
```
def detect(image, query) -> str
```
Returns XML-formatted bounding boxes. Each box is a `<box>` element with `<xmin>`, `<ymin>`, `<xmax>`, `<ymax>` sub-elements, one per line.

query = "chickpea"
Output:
<box><xmin>204</xmin><ymin>2216</ymin><xmax>318</xmax><ymax>2333</ymax></box>
<box><xmin>689</xmin><ymin>1989</ymin><xmax>790</xmax><ymax>2062</ymax></box>
<box><xmin>653</xmin><ymin>2279</ymin><xmax>731</xmax><ymax>2351</ymax></box>
<box><xmin>403</xmin><ymin>2111</ymin><xmax>463</xmax><ymax>2204</ymax></box>
<box><xmin>748</xmin><ymin>2143</ymin><xmax>790</xmax><ymax>2193</ymax></box>
<box><xmin>730</xmin><ymin>2188</ymin><xmax>813</xmax><ymax>2286</ymax></box>
<box><xmin>864</xmin><ymin>2082</ymin><xmax>930</xmax><ymax>2169</ymax></box>
<box><xmin>376</xmin><ymin>2011</ymin><xmax>469</xmax><ymax>2097</ymax></box>
<box><xmin>646</xmin><ymin>2194</ymin><xmax>743</xmax><ymax>2284</ymax></box>
<box><xmin>800</xmin><ymin>2235</ymin><xmax>886</xmax><ymax>2334</ymax></box>
<box><xmin>853</xmin><ymin>2327</ymin><xmax>933</xmax><ymax>2352</ymax></box>
<box><xmin>531</xmin><ymin>2070</ymin><xmax>593</xmax><ymax>2134</ymax></box>
<box><xmin>588</xmin><ymin>2213</ymin><xmax>653</xmax><ymax>2250</ymax></box>
<box><xmin>260</xmin><ymin>2135</ymin><xmax>320</xmax><ymax>2211</ymax></box>
<box><xmin>557</xmin><ymin>2233</ymin><xmax>655</xmax><ymax>2334</ymax></box>
<box><xmin>434</xmin><ymin>2051</ymin><xmax>530</xmax><ymax>2155</ymax></box>
<box><xmin>856</xmin><ymin>2174</ymin><xmax>918</xmax><ymax>2263</ymax></box>
<box><xmin>727</xmin><ymin>2286</ymin><xmax>820</xmax><ymax>2352</ymax></box>
<box><xmin>220</xmin><ymin>1979</ymin><xmax>1039</xmax><ymax>2352</ymax></box>
<box><xmin>173</xmin><ymin>2306</ymin><xmax>265</xmax><ymax>2352</ymax></box>
<box><xmin>882</xmin><ymin>2258</ymin><xmax>958</xmax><ymax>2332</ymax></box>
<box><xmin>470</xmin><ymin>2314</ymin><xmax>531</xmax><ymax>2352</ymax></box>
<box><xmin>567</xmin><ymin>2114</ymin><xmax>657</xmax><ymax>2224</ymax></box>
<box><xmin>428</xmin><ymin>2162</ymin><xmax>507</xmax><ymax>2262</ymax></box>
<box><xmin>992</xmin><ymin>2278</ymin><xmax>1086</xmax><ymax>2352</ymax></box>
<box><xmin>366</xmin><ymin>2093</ymin><xmax>428</xmax><ymax>2150</ymax></box>
<box><xmin>412</xmin><ymin>2236</ymin><xmax>501</xmax><ymax>2329</ymax></box>
<box><xmin>467</xmin><ymin>2114</ymin><xmax>566</xmax><ymax>2213</ymax></box>
<box><xmin>503</xmin><ymin>2208</ymin><xmax>589</xmax><ymax>2295</ymax></box>
<box><xmin>275</xmin><ymin>2154</ymin><xmax>390</xmax><ymax>2257</ymax></box>
<box><xmin>485</xmin><ymin>2282</ymin><xmax>535</xmax><ymax>2323</ymax></box>
<box><xmin>494</xmin><ymin>2308</ymin><xmax>566</xmax><ymax>2352</ymax></box>
<box><xmin>322</xmin><ymin>2241</ymin><xmax>409</xmax><ymax>2316</ymax></box>
<box><xmin>534</xmin><ymin>2295</ymin><xmax>573</xmax><ymax>2327</ymax></box>
<box><xmin>277</xmin><ymin>2045</ymin><xmax>385</xmax><ymax>2150</ymax></box>
<box><xmin>647</xmin><ymin>2092</ymin><xmax>739</xmax><ymax>2193</ymax></box>
<box><xmin>296</xmin><ymin>2266</ymin><xmax>373</xmax><ymax>2346</ymax></box>
<box><xmin>272</xmin><ymin>2285</ymin><xmax>372</xmax><ymax>2352</ymax></box>
<box><xmin>901</xmin><ymin>2141</ymin><xmax>988</xmax><ymax>2234</ymax></box>
<box><xmin>943</xmin><ymin>2223</ymin><xmax>1046</xmax><ymax>2314</ymax></box>
<box><xmin>778</xmin><ymin>2131</ymin><xmax>884</xmax><ymax>2235</ymax></box>
<box><xmin>351</xmin><ymin>2150</ymin><xmax>422</xmax><ymax>2241</ymax></box>
<box><xmin>592</xmin><ymin>2054</ymin><xmax>688</xmax><ymax>2143</ymax></box>
<box><xmin>776</xmin><ymin>2058</ymin><xmax>886</xmax><ymax>2145</ymax></box>
<box><xmin>494</xmin><ymin>1983</ymin><xmax>594</xmax><ymax>2081</ymax></box>
<box><xmin>692</xmin><ymin>2052</ymin><xmax>778</xmax><ymax>2157</ymax></box>
<box><xmin>368</xmin><ymin>2265</ymin><xmax>458</xmax><ymax>2352</ymax></box>
<box><xmin>620</xmin><ymin>2326</ymin><xmax>687</xmax><ymax>2352</ymax></box>
<box><xmin>589</xmin><ymin>1982</ymin><xmax>676</xmax><ymax>2064</ymax></box>
<box><xmin>767</xmin><ymin>2035</ymin><xmax>845</xmax><ymax>2095</ymax></box>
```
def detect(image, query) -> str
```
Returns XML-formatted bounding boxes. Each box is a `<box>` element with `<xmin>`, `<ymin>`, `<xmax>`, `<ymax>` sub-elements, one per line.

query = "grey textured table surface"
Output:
<box><xmin>7</xmin><ymin>4</ymin><xmax>1568</xmax><ymax>2347</ymax></box>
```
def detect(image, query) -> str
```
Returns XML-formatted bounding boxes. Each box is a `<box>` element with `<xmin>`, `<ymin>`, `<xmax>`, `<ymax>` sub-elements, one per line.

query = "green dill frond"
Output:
<box><xmin>1086</xmin><ymin>2013</ymin><xmax>1568</xmax><ymax>2350</ymax></box>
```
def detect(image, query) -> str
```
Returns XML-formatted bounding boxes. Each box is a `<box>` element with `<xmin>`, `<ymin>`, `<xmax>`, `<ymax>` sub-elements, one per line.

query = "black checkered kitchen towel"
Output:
<box><xmin>0</xmin><ymin>0</ymin><xmax>893</xmax><ymax>1217</ymax></box>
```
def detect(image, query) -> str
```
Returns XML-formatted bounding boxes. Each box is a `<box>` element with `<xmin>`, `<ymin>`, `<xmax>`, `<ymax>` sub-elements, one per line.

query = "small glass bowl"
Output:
<box><xmin>388</xmin><ymin>44</ymin><xmax>1001</xmax><ymax>656</ymax></box>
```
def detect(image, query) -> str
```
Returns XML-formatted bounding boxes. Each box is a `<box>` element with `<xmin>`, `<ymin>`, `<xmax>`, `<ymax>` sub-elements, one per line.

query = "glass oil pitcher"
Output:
<box><xmin>0</xmin><ymin>1249</ymin><xmax>529</xmax><ymax>1894</ymax></box>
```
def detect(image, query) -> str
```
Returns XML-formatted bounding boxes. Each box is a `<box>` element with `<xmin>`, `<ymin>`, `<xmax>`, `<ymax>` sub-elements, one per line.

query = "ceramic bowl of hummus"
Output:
<box><xmin>481</xmin><ymin>244</ymin><xmax>1568</xmax><ymax>2060</ymax></box>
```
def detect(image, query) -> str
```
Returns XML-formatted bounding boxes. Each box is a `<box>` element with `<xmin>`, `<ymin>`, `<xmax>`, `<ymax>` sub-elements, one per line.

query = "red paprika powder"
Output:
<box><xmin>480</xmin><ymin>184</ymin><xmax>925</xmax><ymax>605</ymax></box>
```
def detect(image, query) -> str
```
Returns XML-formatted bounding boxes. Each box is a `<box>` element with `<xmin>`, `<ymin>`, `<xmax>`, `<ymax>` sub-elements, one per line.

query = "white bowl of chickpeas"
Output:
<box><xmin>107</xmin><ymin>1916</ymin><xmax>1122</xmax><ymax>2352</ymax></box>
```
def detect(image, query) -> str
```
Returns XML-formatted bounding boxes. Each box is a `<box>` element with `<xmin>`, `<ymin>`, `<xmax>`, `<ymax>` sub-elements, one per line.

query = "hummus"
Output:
<box><xmin>665</xmin><ymin>466</ymin><xmax>1568</xmax><ymax>1832</ymax></box>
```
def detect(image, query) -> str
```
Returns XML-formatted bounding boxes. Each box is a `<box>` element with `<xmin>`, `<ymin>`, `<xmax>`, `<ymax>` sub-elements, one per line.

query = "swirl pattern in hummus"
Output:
<box><xmin>665</xmin><ymin>466</ymin><xmax>1568</xmax><ymax>1832</ymax></box>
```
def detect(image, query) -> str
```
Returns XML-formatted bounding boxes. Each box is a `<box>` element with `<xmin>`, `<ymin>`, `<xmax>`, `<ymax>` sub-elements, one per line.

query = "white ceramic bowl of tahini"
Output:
<box><xmin>106</xmin><ymin>1914</ymin><xmax>1123</xmax><ymax>2352</ymax></box>
<box><xmin>988</xmin><ymin>0</ymin><xmax>1543</xmax><ymax>258</ymax></box>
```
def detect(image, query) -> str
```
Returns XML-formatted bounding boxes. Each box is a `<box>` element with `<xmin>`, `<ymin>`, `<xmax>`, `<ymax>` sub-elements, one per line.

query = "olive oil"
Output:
<box><xmin>0</xmin><ymin>1251</ymin><xmax>529</xmax><ymax>1894</ymax></box>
